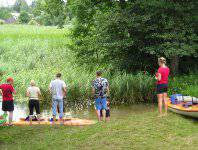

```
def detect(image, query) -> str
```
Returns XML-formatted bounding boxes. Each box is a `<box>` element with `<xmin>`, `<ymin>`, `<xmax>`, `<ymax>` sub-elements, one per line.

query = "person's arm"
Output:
<box><xmin>92</xmin><ymin>87</ymin><xmax>95</xmax><ymax>98</ymax></box>
<box><xmin>107</xmin><ymin>86</ymin><xmax>110</xmax><ymax>97</ymax></box>
<box><xmin>0</xmin><ymin>89</ymin><xmax>2</xmax><ymax>95</ymax></box>
<box><xmin>49</xmin><ymin>82</ymin><xmax>52</xmax><ymax>94</ymax></box>
<box><xmin>63</xmin><ymin>82</ymin><xmax>67</xmax><ymax>97</ymax></box>
<box><xmin>26</xmin><ymin>89</ymin><xmax>30</xmax><ymax>97</ymax></box>
<box><xmin>11</xmin><ymin>86</ymin><xmax>16</xmax><ymax>95</ymax></box>
<box><xmin>155</xmin><ymin>73</ymin><xmax>162</xmax><ymax>81</ymax></box>
<box><xmin>37</xmin><ymin>88</ymin><xmax>41</xmax><ymax>96</ymax></box>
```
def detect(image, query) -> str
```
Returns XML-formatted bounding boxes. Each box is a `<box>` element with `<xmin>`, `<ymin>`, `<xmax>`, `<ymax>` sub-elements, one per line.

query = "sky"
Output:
<box><xmin>0</xmin><ymin>0</ymin><xmax>33</xmax><ymax>7</ymax></box>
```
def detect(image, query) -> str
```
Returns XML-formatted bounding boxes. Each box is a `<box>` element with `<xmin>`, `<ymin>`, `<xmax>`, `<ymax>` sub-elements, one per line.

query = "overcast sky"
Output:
<box><xmin>0</xmin><ymin>0</ymin><xmax>33</xmax><ymax>7</ymax></box>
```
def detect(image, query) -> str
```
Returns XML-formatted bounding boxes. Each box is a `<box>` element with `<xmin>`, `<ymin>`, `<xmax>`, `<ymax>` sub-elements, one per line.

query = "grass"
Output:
<box><xmin>0</xmin><ymin>110</ymin><xmax>198</xmax><ymax>150</ymax></box>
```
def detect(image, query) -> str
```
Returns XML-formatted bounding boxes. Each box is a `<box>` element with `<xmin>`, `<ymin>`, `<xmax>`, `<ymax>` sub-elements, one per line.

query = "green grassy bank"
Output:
<box><xmin>0</xmin><ymin>111</ymin><xmax>198</xmax><ymax>150</ymax></box>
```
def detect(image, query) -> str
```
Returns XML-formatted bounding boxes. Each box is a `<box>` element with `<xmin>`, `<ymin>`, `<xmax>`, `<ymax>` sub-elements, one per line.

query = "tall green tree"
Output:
<box><xmin>31</xmin><ymin>0</ymin><xmax>67</xmax><ymax>27</ymax></box>
<box><xmin>0</xmin><ymin>8</ymin><xmax>12</xmax><ymax>20</ymax></box>
<box><xmin>68</xmin><ymin>0</ymin><xmax>198</xmax><ymax>74</ymax></box>
<box><xmin>13</xmin><ymin>0</ymin><xmax>29</xmax><ymax>12</ymax></box>
<box><xmin>44</xmin><ymin>0</ymin><xmax>67</xmax><ymax>28</ymax></box>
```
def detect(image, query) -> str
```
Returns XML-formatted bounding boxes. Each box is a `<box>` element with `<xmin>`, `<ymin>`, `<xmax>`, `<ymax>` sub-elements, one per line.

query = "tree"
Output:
<box><xmin>13</xmin><ymin>0</ymin><xmax>29</xmax><ymax>12</ymax></box>
<box><xmin>31</xmin><ymin>0</ymin><xmax>67</xmax><ymax>27</ymax></box>
<box><xmin>68</xmin><ymin>0</ymin><xmax>198</xmax><ymax>74</ymax></box>
<box><xmin>19</xmin><ymin>11</ymin><xmax>30</xmax><ymax>23</ymax></box>
<box><xmin>44</xmin><ymin>0</ymin><xmax>67</xmax><ymax>28</ymax></box>
<box><xmin>0</xmin><ymin>8</ymin><xmax>12</xmax><ymax>20</ymax></box>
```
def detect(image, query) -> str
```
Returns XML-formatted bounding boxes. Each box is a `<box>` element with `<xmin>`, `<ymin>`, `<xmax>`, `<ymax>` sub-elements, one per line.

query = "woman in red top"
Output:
<box><xmin>155</xmin><ymin>57</ymin><xmax>170</xmax><ymax>117</ymax></box>
<box><xmin>0</xmin><ymin>77</ymin><xmax>16</xmax><ymax>126</ymax></box>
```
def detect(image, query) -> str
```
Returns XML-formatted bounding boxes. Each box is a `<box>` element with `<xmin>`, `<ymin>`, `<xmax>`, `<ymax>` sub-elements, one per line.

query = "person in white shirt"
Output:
<box><xmin>26</xmin><ymin>80</ymin><xmax>41</xmax><ymax>125</ymax></box>
<box><xmin>49</xmin><ymin>73</ymin><xmax>66</xmax><ymax>124</ymax></box>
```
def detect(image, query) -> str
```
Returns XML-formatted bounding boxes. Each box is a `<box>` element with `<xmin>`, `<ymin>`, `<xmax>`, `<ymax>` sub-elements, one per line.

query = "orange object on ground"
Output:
<box><xmin>8</xmin><ymin>118</ymin><xmax>96</xmax><ymax>126</ymax></box>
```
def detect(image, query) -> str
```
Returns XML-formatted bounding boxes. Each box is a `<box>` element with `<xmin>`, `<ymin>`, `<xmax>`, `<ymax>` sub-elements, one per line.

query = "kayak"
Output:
<box><xmin>168</xmin><ymin>99</ymin><xmax>198</xmax><ymax>118</ymax></box>
<box><xmin>4</xmin><ymin>118</ymin><xmax>96</xmax><ymax>126</ymax></box>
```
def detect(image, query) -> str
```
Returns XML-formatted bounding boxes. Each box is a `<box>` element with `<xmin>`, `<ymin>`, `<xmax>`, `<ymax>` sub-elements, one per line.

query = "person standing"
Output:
<box><xmin>155</xmin><ymin>57</ymin><xmax>170</xmax><ymax>117</ymax></box>
<box><xmin>26</xmin><ymin>80</ymin><xmax>41</xmax><ymax>125</ymax></box>
<box><xmin>92</xmin><ymin>71</ymin><xmax>110</xmax><ymax>121</ymax></box>
<box><xmin>49</xmin><ymin>73</ymin><xmax>66</xmax><ymax>124</ymax></box>
<box><xmin>0</xmin><ymin>77</ymin><xmax>16</xmax><ymax>126</ymax></box>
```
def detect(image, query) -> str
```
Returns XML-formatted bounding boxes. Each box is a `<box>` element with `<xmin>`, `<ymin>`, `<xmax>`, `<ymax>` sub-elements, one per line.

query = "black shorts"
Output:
<box><xmin>156</xmin><ymin>84</ymin><xmax>168</xmax><ymax>94</ymax></box>
<box><xmin>100</xmin><ymin>109</ymin><xmax>110</xmax><ymax>117</ymax></box>
<box><xmin>29</xmin><ymin>100</ymin><xmax>40</xmax><ymax>115</ymax></box>
<box><xmin>2</xmin><ymin>100</ymin><xmax>14</xmax><ymax>111</ymax></box>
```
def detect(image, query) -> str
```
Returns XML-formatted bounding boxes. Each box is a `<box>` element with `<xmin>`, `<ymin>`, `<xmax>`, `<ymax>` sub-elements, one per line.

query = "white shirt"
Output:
<box><xmin>50</xmin><ymin>79</ymin><xmax>66</xmax><ymax>99</ymax></box>
<box><xmin>27</xmin><ymin>86</ymin><xmax>41</xmax><ymax>100</ymax></box>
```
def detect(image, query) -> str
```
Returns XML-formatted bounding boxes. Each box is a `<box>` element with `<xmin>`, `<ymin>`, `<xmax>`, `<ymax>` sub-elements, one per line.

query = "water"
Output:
<box><xmin>0</xmin><ymin>99</ymin><xmax>155</xmax><ymax>121</ymax></box>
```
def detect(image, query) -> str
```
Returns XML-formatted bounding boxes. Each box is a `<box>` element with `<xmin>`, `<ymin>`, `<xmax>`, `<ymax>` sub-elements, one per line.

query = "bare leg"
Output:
<box><xmin>29</xmin><ymin>116</ymin><xmax>32</xmax><ymax>125</ymax></box>
<box><xmin>8</xmin><ymin>111</ymin><xmax>13</xmax><ymax>125</ymax></box>
<box><xmin>102</xmin><ymin>109</ymin><xmax>106</xmax><ymax>121</ymax></box>
<box><xmin>95</xmin><ymin>110</ymin><xmax>101</xmax><ymax>121</ymax></box>
<box><xmin>106</xmin><ymin>117</ymin><xmax>110</xmax><ymax>122</ymax></box>
<box><xmin>37</xmin><ymin>114</ymin><xmax>41</xmax><ymax>124</ymax></box>
<box><xmin>163</xmin><ymin>93</ymin><xmax>168</xmax><ymax>116</ymax></box>
<box><xmin>157</xmin><ymin>94</ymin><xmax>163</xmax><ymax>116</ymax></box>
<box><xmin>52</xmin><ymin>116</ymin><xmax>56</xmax><ymax>125</ymax></box>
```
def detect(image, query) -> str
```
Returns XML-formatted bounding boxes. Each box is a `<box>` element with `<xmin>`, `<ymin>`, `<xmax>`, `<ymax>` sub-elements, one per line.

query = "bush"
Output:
<box><xmin>181</xmin><ymin>86</ymin><xmax>198</xmax><ymax>97</ymax></box>
<box><xmin>19</xmin><ymin>11</ymin><xmax>30</xmax><ymax>23</ymax></box>
<box><xmin>0</xmin><ymin>19</ymin><xmax>4</xmax><ymax>25</ymax></box>
<box><xmin>28</xmin><ymin>19</ymin><xmax>39</xmax><ymax>25</ymax></box>
<box><xmin>169</xmin><ymin>75</ymin><xmax>198</xmax><ymax>96</ymax></box>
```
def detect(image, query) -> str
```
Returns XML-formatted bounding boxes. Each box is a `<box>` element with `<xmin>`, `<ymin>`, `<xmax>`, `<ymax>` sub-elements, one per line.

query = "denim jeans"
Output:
<box><xmin>52</xmin><ymin>98</ymin><xmax>64</xmax><ymax>118</ymax></box>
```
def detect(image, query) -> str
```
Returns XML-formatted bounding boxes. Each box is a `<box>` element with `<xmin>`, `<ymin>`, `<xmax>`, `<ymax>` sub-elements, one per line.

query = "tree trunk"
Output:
<box><xmin>119</xmin><ymin>0</ymin><xmax>126</xmax><ymax>9</ymax></box>
<box><xmin>171</xmin><ymin>55</ymin><xmax>179</xmax><ymax>76</ymax></box>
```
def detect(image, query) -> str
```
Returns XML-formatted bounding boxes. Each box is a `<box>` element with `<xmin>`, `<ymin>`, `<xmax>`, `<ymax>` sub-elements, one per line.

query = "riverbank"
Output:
<box><xmin>0</xmin><ymin>108</ymin><xmax>197</xmax><ymax>150</ymax></box>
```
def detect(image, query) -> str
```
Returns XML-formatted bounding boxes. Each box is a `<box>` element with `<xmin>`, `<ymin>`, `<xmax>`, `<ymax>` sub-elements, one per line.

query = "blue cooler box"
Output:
<box><xmin>171</xmin><ymin>94</ymin><xmax>182</xmax><ymax>104</ymax></box>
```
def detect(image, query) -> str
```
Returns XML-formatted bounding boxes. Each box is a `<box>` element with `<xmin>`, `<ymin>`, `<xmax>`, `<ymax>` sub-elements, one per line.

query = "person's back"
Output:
<box><xmin>27</xmin><ymin>86</ymin><xmax>40</xmax><ymax>100</ymax></box>
<box><xmin>0</xmin><ymin>84</ymin><xmax>15</xmax><ymax>101</ymax></box>
<box><xmin>26</xmin><ymin>80</ymin><xmax>41</xmax><ymax>125</ymax></box>
<box><xmin>92</xmin><ymin>77</ymin><xmax>109</xmax><ymax>98</ymax></box>
<box><xmin>50</xmin><ymin>79</ymin><xmax>66</xmax><ymax>99</ymax></box>
<box><xmin>49</xmin><ymin>73</ymin><xmax>66</xmax><ymax>124</ymax></box>
<box><xmin>157</xmin><ymin>67</ymin><xmax>170</xmax><ymax>84</ymax></box>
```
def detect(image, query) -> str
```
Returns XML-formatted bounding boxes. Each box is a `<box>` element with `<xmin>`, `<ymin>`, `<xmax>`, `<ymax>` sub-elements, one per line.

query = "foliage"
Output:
<box><xmin>31</xmin><ymin>0</ymin><xmax>67</xmax><ymax>28</ymax></box>
<box><xmin>28</xmin><ymin>19</ymin><xmax>39</xmax><ymax>25</ymax></box>
<box><xmin>169</xmin><ymin>75</ymin><xmax>198</xmax><ymax>97</ymax></box>
<box><xmin>19</xmin><ymin>11</ymin><xmax>31</xmax><ymax>23</ymax></box>
<box><xmin>0</xmin><ymin>7</ymin><xmax>12</xmax><ymax>20</ymax></box>
<box><xmin>0</xmin><ymin>19</ymin><xmax>5</xmax><ymax>25</ymax></box>
<box><xmin>68</xmin><ymin>0</ymin><xmax>198</xmax><ymax>74</ymax></box>
<box><xmin>13</xmin><ymin>0</ymin><xmax>29</xmax><ymax>12</ymax></box>
<box><xmin>0</xmin><ymin>25</ymin><xmax>156</xmax><ymax>104</ymax></box>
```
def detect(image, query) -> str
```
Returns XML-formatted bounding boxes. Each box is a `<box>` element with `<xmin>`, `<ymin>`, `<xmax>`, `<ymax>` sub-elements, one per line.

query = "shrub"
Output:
<box><xmin>28</xmin><ymin>19</ymin><xmax>39</xmax><ymax>25</ymax></box>
<box><xmin>0</xmin><ymin>19</ymin><xmax>4</xmax><ymax>25</ymax></box>
<box><xmin>19</xmin><ymin>11</ymin><xmax>30</xmax><ymax>24</ymax></box>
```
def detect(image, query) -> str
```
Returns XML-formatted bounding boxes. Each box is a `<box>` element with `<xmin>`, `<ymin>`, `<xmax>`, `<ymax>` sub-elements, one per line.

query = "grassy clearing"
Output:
<box><xmin>0</xmin><ymin>110</ymin><xmax>197</xmax><ymax>150</ymax></box>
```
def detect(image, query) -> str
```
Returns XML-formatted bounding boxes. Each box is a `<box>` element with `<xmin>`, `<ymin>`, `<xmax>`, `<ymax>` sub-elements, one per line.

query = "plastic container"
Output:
<box><xmin>171</xmin><ymin>94</ymin><xmax>182</xmax><ymax>104</ymax></box>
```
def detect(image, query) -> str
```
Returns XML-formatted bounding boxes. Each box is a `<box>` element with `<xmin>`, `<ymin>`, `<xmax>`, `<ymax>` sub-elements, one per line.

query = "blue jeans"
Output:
<box><xmin>52</xmin><ymin>99</ymin><xmax>63</xmax><ymax>118</ymax></box>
